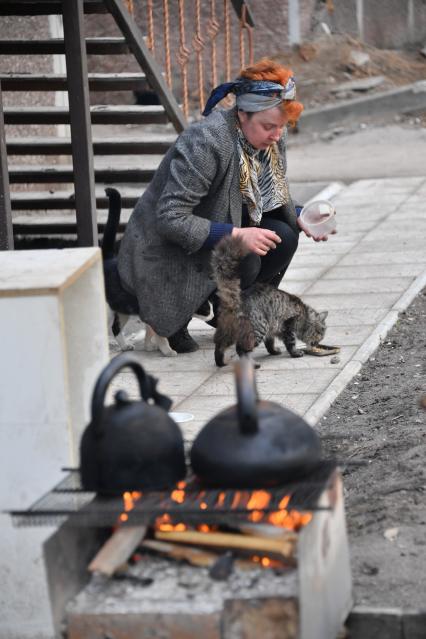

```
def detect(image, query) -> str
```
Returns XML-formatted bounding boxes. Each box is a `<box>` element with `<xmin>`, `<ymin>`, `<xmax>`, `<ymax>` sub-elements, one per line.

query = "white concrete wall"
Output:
<box><xmin>0</xmin><ymin>251</ymin><xmax>109</xmax><ymax>639</ymax></box>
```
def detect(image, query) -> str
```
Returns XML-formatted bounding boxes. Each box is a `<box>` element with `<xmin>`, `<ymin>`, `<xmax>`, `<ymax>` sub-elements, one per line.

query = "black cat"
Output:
<box><xmin>102</xmin><ymin>188</ymin><xmax>177</xmax><ymax>355</ymax></box>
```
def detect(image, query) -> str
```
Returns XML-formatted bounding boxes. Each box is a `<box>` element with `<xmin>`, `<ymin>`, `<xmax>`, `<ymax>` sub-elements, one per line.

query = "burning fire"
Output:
<box><xmin>118</xmin><ymin>485</ymin><xmax>312</xmax><ymax>532</ymax></box>
<box><xmin>246</xmin><ymin>491</ymin><xmax>312</xmax><ymax>531</ymax></box>
<box><xmin>118</xmin><ymin>482</ymin><xmax>312</xmax><ymax>568</ymax></box>
<box><xmin>119</xmin><ymin>490</ymin><xmax>142</xmax><ymax>522</ymax></box>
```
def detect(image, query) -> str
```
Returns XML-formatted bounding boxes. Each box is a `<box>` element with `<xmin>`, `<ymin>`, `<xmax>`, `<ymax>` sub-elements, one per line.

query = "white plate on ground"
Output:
<box><xmin>169</xmin><ymin>411</ymin><xmax>194</xmax><ymax>423</ymax></box>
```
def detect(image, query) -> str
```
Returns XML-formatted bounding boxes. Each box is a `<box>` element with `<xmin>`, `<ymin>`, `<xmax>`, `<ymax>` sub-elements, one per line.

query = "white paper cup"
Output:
<box><xmin>299</xmin><ymin>200</ymin><xmax>336</xmax><ymax>238</ymax></box>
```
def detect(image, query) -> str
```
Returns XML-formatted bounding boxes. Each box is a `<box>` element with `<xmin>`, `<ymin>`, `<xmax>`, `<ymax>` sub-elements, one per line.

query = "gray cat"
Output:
<box><xmin>211</xmin><ymin>235</ymin><xmax>328</xmax><ymax>367</ymax></box>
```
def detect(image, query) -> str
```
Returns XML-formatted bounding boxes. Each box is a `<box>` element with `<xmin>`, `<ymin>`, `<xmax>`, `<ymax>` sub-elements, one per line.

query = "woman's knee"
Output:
<box><xmin>239</xmin><ymin>253</ymin><xmax>261</xmax><ymax>289</ymax></box>
<box><xmin>272</xmin><ymin>224</ymin><xmax>299</xmax><ymax>264</ymax></box>
<box><xmin>283</xmin><ymin>225</ymin><xmax>299</xmax><ymax>256</ymax></box>
<box><xmin>262</xmin><ymin>219</ymin><xmax>299</xmax><ymax>254</ymax></box>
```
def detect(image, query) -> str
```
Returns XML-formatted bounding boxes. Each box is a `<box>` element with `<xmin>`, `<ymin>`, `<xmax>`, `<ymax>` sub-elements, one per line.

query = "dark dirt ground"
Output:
<box><xmin>273</xmin><ymin>33</ymin><xmax>426</xmax><ymax>110</ymax></box>
<box><xmin>316</xmin><ymin>288</ymin><xmax>426</xmax><ymax>609</ymax></box>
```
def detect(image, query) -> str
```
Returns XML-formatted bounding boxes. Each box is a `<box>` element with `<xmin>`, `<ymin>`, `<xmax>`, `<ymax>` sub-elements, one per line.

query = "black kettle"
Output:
<box><xmin>190</xmin><ymin>357</ymin><xmax>321</xmax><ymax>488</ymax></box>
<box><xmin>80</xmin><ymin>353</ymin><xmax>186</xmax><ymax>494</ymax></box>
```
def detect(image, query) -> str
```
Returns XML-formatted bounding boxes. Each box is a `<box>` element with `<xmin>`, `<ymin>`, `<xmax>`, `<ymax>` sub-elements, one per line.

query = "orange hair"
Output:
<box><xmin>239</xmin><ymin>58</ymin><xmax>303</xmax><ymax>126</ymax></box>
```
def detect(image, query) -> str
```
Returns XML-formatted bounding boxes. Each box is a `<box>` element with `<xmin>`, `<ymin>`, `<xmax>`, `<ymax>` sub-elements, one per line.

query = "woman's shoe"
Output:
<box><xmin>168</xmin><ymin>326</ymin><xmax>199</xmax><ymax>353</ymax></box>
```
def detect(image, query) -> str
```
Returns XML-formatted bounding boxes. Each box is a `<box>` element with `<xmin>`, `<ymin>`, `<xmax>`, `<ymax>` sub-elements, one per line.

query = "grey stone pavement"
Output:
<box><xmin>110</xmin><ymin>175</ymin><xmax>426</xmax><ymax>444</ymax></box>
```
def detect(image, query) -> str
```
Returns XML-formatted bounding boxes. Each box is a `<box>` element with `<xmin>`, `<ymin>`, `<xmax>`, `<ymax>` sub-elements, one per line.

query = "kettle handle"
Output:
<box><xmin>91</xmin><ymin>353</ymin><xmax>172</xmax><ymax>437</ymax></box>
<box><xmin>234</xmin><ymin>356</ymin><xmax>259</xmax><ymax>434</ymax></box>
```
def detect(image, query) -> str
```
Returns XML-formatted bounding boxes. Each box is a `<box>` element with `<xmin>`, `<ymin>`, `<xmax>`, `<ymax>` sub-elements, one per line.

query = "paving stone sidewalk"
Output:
<box><xmin>110</xmin><ymin>176</ymin><xmax>426</xmax><ymax>444</ymax></box>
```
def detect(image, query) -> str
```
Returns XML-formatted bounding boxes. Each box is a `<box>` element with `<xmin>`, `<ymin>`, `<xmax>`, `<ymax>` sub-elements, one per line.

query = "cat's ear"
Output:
<box><xmin>319</xmin><ymin>311</ymin><xmax>328</xmax><ymax>321</ymax></box>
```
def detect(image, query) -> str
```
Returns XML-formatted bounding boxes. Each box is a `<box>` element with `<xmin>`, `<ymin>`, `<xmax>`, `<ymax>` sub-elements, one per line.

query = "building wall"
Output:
<box><xmin>329</xmin><ymin>0</ymin><xmax>426</xmax><ymax>48</ymax></box>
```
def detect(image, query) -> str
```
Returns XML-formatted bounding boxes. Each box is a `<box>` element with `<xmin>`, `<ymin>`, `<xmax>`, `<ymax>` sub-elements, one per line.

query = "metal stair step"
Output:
<box><xmin>6</xmin><ymin>136</ymin><xmax>174</xmax><ymax>155</ymax></box>
<box><xmin>12</xmin><ymin>209</ymin><xmax>134</xmax><ymax>235</ymax></box>
<box><xmin>0</xmin><ymin>73</ymin><xmax>148</xmax><ymax>92</ymax></box>
<box><xmin>0</xmin><ymin>37</ymin><xmax>130</xmax><ymax>55</ymax></box>
<box><xmin>0</xmin><ymin>0</ymin><xmax>106</xmax><ymax>16</ymax></box>
<box><xmin>10</xmin><ymin>187</ymin><xmax>146</xmax><ymax>210</ymax></box>
<box><xmin>3</xmin><ymin>105</ymin><xmax>169</xmax><ymax>125</ymax></box>
<box><xmin>8</xmin><ymin>164</ymin><xmax>159</xmax><ymax>184</ymax></box>
<box><xmin>14</xmin><ymin>209</ymin><xmax>133</xmax><ymax>223</ymax></box>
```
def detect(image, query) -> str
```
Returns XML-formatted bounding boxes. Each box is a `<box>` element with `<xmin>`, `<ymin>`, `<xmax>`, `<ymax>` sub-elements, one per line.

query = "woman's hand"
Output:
<box><xmin>296</xmin><ymin>216</ymin><xmax>337</xmax><ymax>242</ymax></box>
<box><xmin>232</xmin><ymin>226</ymin><xmax>281</xmax><ymax>256</ymax></box>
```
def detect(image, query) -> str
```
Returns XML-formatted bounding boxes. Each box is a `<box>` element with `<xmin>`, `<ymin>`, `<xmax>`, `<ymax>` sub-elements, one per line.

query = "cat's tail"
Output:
<box><xmin>210</xmin><ymin>235</ymin><xmax>247</xmax><ymax>318</ymax></box>
<box><xmin>102</xmin><ymin>187</ymin><xmax>122</xmax><ymax>259</ymax></box>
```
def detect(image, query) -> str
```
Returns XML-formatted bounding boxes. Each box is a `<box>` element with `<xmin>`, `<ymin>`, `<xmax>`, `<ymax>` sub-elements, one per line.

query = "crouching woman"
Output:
<box><xmin>118</xmin><ymin>58</ymin><xmax>308</xmax><ymax>352</ymax></box>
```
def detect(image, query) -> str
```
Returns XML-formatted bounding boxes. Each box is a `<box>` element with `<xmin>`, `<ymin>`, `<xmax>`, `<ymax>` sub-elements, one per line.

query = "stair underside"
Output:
<box><xmin>0</xmin><ymin>37</ymin><xmax>130</xmax><ymax>55</ymax></box>
<box><xmin>4</xmin><ymin>106</ymin><xmax>169</xmax><ymax>125</ymax></box>
<box><xmin>0</xmin><ymin>73</ymin><xmax>149</xmax><ymax>92</ymax></box>
<box><xmin>0</xmin><ymin>1</ymin><xmax>107</xmax><ymax>16</ymax></box>
<box><xmin>10</xmin><ymin>186</ymin><xmax>146</xmax><ymax>210</ymax></box>
<box><xmin>6</xmin><ymin>137</ymin><xmax>174</xmax><ymax>155</ymax></box>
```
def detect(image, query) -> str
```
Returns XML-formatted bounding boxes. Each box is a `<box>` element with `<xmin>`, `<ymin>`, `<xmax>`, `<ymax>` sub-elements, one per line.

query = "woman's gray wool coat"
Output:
<box><xmin>117</xmin><ymin>107</ymin><xmax>298</xmax><ymax>337</ymax></box>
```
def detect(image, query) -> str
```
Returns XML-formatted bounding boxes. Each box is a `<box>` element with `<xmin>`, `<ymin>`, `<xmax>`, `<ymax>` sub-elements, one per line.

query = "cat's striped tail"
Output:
<box><xmin>210</xmin><ymin>235</ymin><xmax>247</xmax><ymax>319</ymax></box>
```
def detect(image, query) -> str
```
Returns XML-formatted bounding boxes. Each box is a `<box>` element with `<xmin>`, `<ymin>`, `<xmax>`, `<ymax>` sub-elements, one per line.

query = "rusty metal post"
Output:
<box><xmin>177</xmin><ymin>0</ymin><xmax>190</xmax><ymax>119</ymax></box>
<box><xmin>0</xmin><ymin>84</ymin><xmax>13</xmax><ymax>250</ymax></box>
<box><xmin>162</xmin><ymin>0</ymin><xmax>172</xmax><ymax>88</ymax></box>
<box><xmin>193</xmin><ymin>0</ymin><xmax>206</xmax><ymax>111</ymax></box>
<box><xmin>224</xmin><ymin>0</ymin><xmax>232</xmax><ymax>81</ymax></box>
<box><xmin>146</xmin><ymin>0</ymin><xmax>155</xmax><ymax>55</ymax></box>
<box><xmin>207</xmin><ymin>0</ymin><xmax>220</xmax><ymax>88</ymax></box>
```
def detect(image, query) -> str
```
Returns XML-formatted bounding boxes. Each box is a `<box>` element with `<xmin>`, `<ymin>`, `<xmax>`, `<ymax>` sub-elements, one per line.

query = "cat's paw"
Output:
<box><xmin>160</xmin><ymin>346</ymin><xmax>178</xmax><ymax>357</ymax></box>
<box><xmin>138</xmin><ymin>337</ymin><xmax>157</xmax><ymax>351</ymax></box>
<box><xmin>290</xmin><ymin>349</ymin><xmax>304</xmax><ymax>358</ymax></box>
<box><xmin>120</xmin><ymin>343</ymin><xmax>135</xmax><ymax>352</ymax></box>
<box><xmin>214</xmin><ymin>350</ymin><xmax>227</xmax><ymax>367</ymax></box>
<box><xmin>268</xmin><ymin>348</ymin><xmax>282</xmax><ymax>356</ymax></box>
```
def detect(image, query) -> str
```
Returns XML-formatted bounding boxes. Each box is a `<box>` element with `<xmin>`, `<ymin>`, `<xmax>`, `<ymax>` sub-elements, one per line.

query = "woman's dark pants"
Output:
<box><xmin>239</xmin><ymin>214</ymin><xmax>300</xmax><ymax>290</ymax></box>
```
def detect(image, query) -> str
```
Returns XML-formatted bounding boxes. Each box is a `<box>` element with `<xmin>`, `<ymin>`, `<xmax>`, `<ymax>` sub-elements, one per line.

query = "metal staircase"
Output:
<box><xmin>0</xmin><ymin>0</ymin><xmax>185</xmax><ymax>248</ymax></box>
<box><xmin>0</xmin><ymin>0</ymin><xmax>255</xmax><ymax>249</ymax></box>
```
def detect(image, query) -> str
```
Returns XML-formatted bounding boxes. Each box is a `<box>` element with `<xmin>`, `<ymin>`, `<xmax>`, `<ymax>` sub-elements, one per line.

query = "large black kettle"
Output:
<box><xmin>190</xmin><ymin>357</ymin><xmax>321</xmax><ymax>488</ymax></box>
<box><xmin>80</xmin><ymin>353</ymin><xmax>186</xmax><ymax>494</ymax></box>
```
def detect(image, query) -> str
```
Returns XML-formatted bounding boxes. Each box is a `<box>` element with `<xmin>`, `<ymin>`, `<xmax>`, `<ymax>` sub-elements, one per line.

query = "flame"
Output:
<box><xmin>247</xmin><ymin>491</ymin><xmax>270</xmax><ymax>521</ymax></box>
<box><xmin>217</xmin><ymin>492</ymin><xmax>226</xmax><ymax>507</ymax></box>
<box><xmin>170</xmin><ymin>481</ymin><xmax>186</xmax><ymax>504</ymax></box>
<box><xmin>251</xmin><ymin>554</ymin><xmax>284</xmax><ymax>569</ymax></box>
<box><xmin>231</xmin><ymin>491</ymin><xmax>242</xmax><ymax>509</ymax></box>
<box><xmin>248</xmin><ymin>510</ymin><xmax>264</xmax><ymax>523</ymax></box>
<box><xmin>122</xmin><ymin>491</ymin><xmax>142</xmax><ymax>512</ymax></box>
<box><xmin>267</xmin><ymin>508</ymin><xmax>312</xmax><ymax>531</ymax></box>
<box><xmin>247</xmin><ymin>490</ymin><xmax>271</xmax><ymax>511</ymax></box>
<box><xmin>118</xmin><ymin>490</ymin><xmax>142</xmax><ymax>524</ymax></box>
<box><xmin>155</xmin><ymin>514</ymin><xmax>188</xmax><ymax>532</ymax></box>
<box><xmin>171</xmin><ymin>489</ymin><xmax>185</xmax><ymax>504</ymax></box>
<box><xmin>278</xmin><ymin>494</ymin><xmax>290</xmax><ymax>510</ymax></box>
<box><xmin>198</xmin><ymin>524</ymin><xmax>212</xmax><ymax>533</ymax></box>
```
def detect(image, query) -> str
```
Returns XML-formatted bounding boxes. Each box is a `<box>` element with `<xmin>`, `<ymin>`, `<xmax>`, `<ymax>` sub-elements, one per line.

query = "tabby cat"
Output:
<box><xmin>211</xmin><ymin>235</ymin><xmax>328</xmax><ymax>367</ymax></box>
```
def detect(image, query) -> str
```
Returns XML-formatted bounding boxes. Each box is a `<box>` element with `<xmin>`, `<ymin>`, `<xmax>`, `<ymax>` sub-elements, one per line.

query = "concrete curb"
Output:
<box><xmin>347</xmin><ymin>605</ymin><xmax>426</xmax><ymax>639</ymax></box>
<box><xmin>304</xmin><ymin>266</ymin><xmax>426</xmax><ymax>426</ymax></box>
<box><xmin>305</xmin><ymin>180</ymin><xmax>346</xmax><ymax>204</ymax></box>
<box><xmin>299</xmin><ymin>80</ymin><xmax>426</xmax><ymax>132</ymax></box>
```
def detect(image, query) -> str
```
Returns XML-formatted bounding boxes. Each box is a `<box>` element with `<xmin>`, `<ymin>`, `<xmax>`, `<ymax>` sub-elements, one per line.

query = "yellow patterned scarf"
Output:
<box><xmin>236</xmin><ymin>125</ymin><xmax>290</xmax><ymax>226</ymax></box>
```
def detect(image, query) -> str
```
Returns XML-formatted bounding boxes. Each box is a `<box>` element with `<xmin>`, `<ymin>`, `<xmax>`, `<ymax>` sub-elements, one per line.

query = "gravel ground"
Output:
<box><xmin>317</xmin><ymin>288</ymin><xmax>426</xmax><ymax>609</ymax></box>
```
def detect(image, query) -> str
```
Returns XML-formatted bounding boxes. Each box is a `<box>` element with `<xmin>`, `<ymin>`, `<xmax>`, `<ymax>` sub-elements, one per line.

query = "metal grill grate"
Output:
<box><xmin>8</xmin><ymin>461</ymin><xmax>339</xmax><ymax>528</ymax></box>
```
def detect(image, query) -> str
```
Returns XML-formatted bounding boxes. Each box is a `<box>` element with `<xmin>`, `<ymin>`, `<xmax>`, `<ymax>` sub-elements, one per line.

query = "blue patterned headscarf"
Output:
<box><xmin>202</xmin><ymin>77</ymin><xmax>296</xmax><ymax>116</ymax></box>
